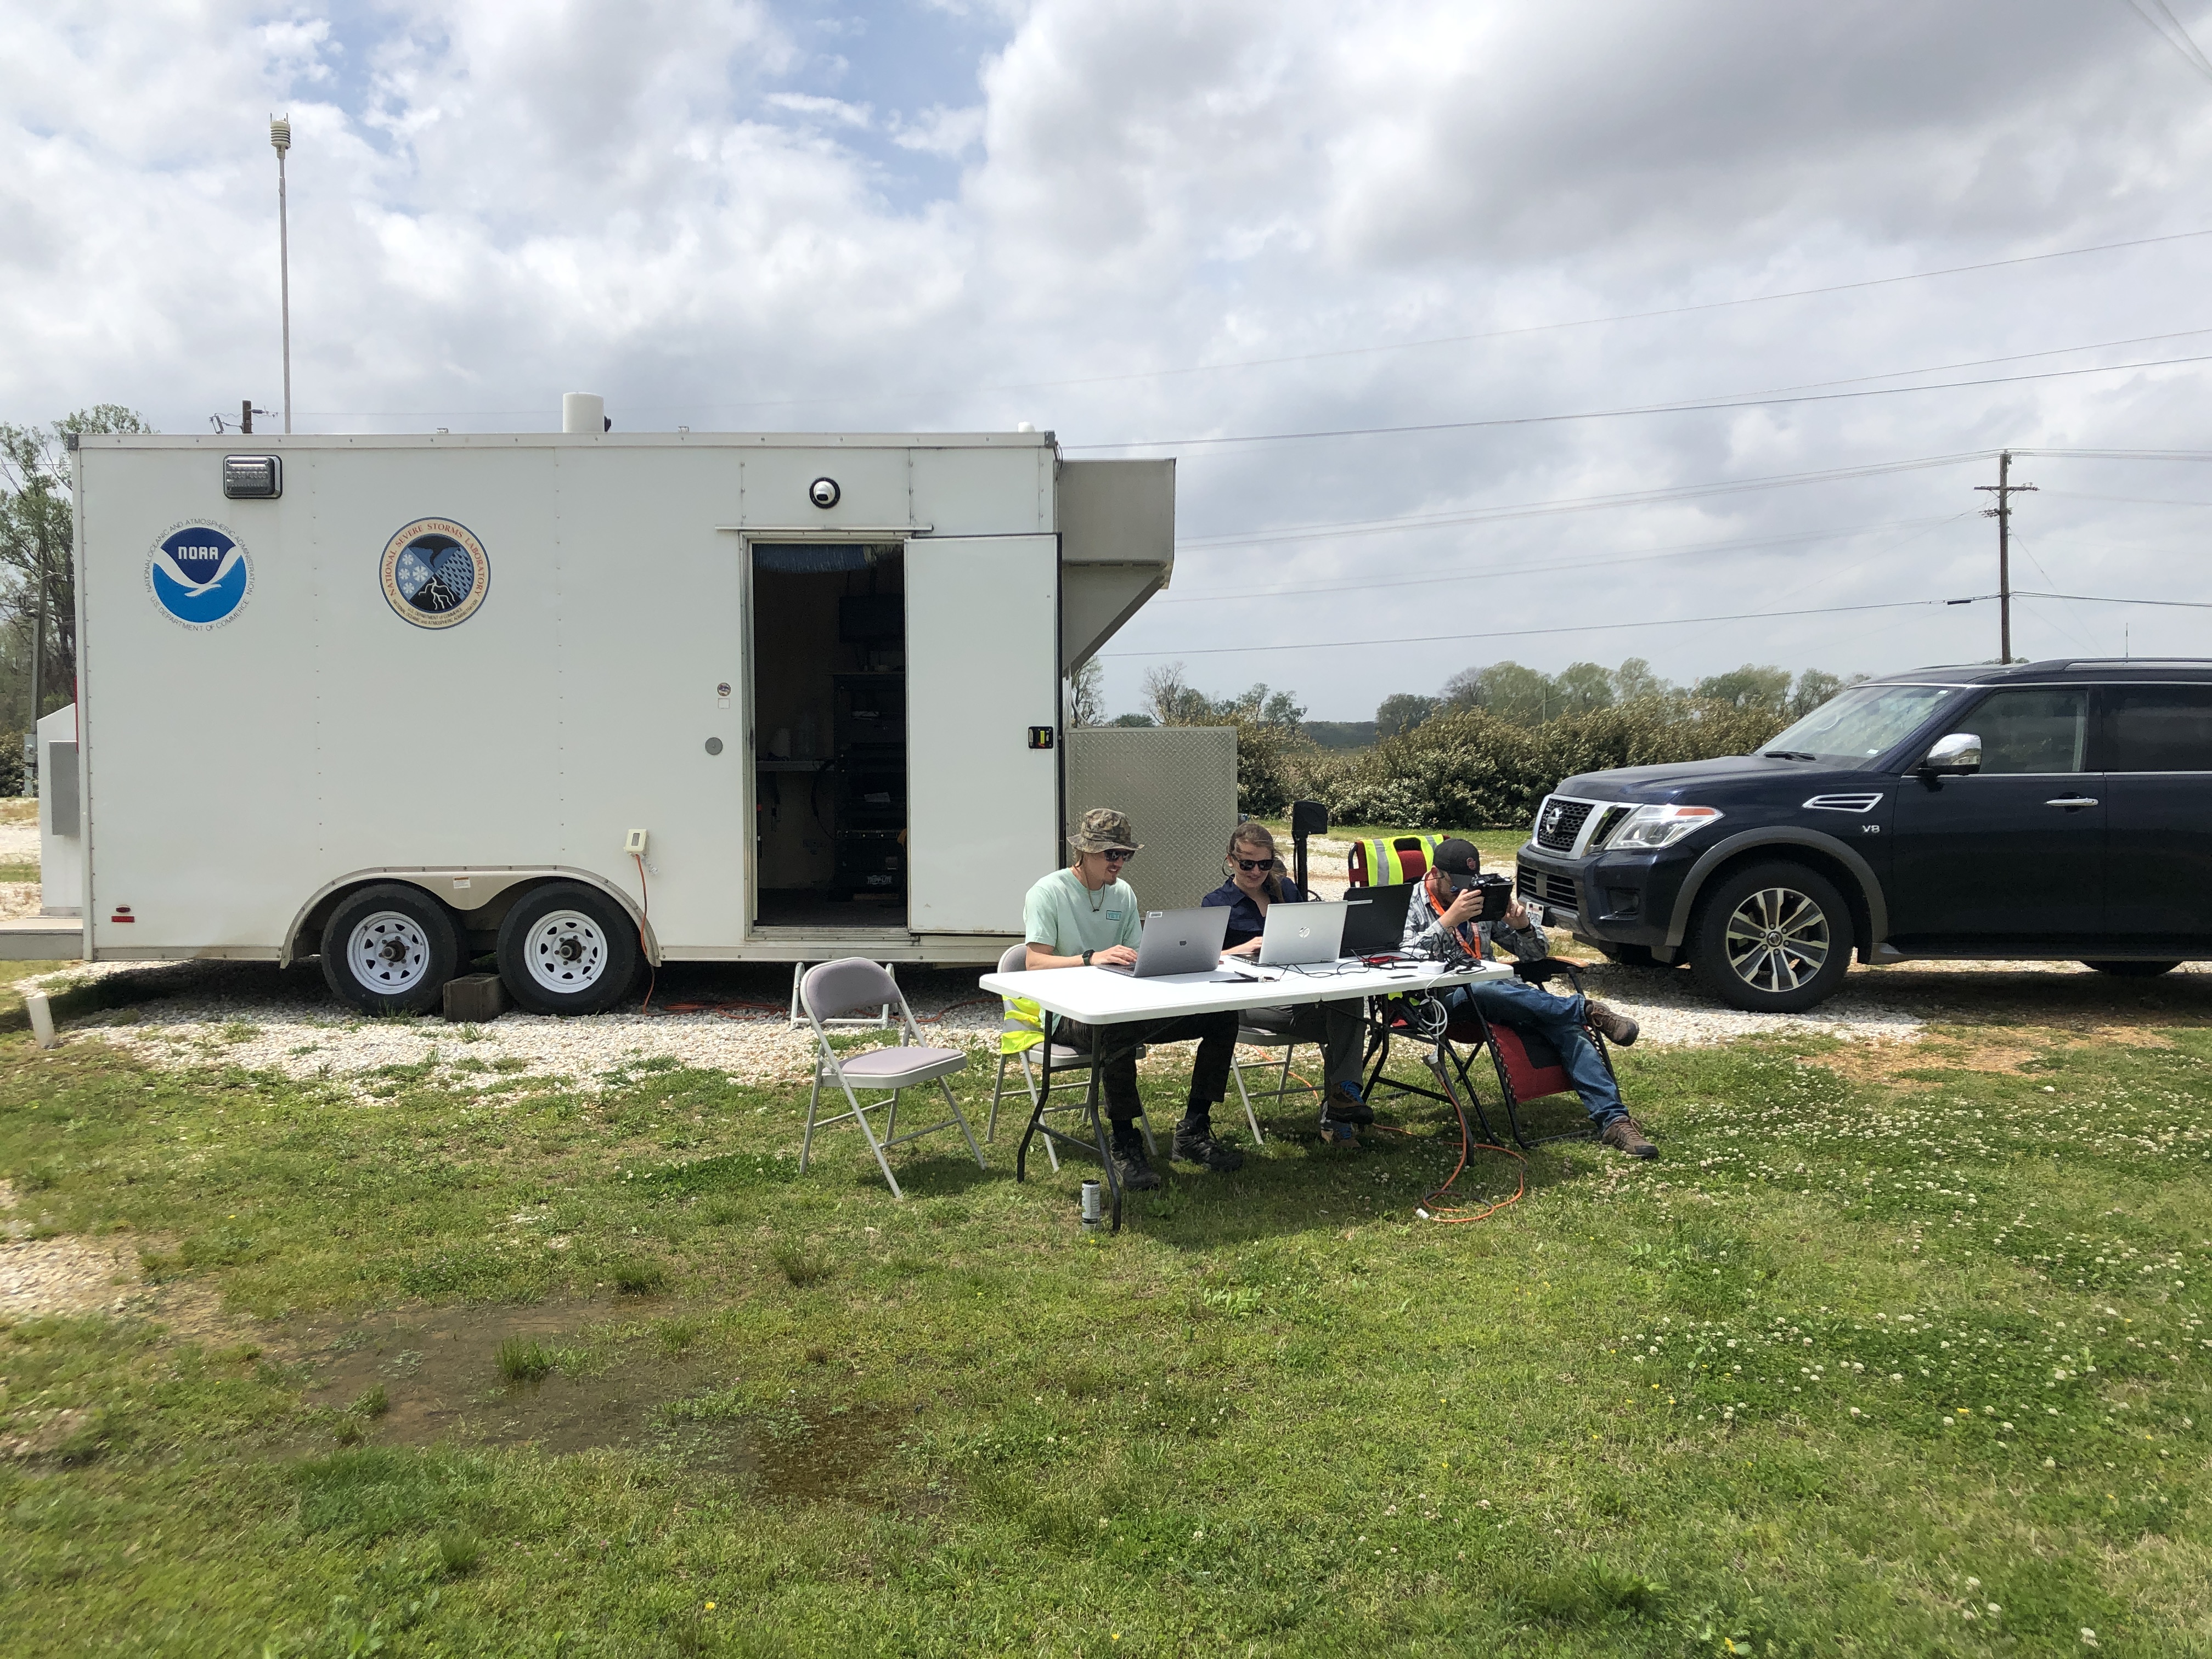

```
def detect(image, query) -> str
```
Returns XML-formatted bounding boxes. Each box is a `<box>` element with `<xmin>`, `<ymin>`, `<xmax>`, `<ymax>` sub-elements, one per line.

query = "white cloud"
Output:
<box><xmin>8</xmin><ymin>0</ymin><xmax>2212</xmax><ymax>713</ymax></box>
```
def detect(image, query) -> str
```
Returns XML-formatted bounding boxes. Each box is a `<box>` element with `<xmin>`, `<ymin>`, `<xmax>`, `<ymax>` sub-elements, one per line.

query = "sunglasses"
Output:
<box><xmin>1101</xmin><ymin>848</ymin><xmax>1136</xmax><ymax>863</ymax></box>
<box><xmin>1234</xmin><ymin>856</ymin><xmax>1274</xmax><ymax>872</ymax></box>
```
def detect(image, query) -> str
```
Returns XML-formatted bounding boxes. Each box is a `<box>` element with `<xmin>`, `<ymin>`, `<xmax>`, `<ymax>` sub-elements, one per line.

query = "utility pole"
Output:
<box><xmin>272</xmin><ymin>116</ymin><xmax>292</xmax><ymax>433</ymax></box>
<box><xmin>1975</xmin><ymin>450</ymin><xmax>2036</xmax><ymax>663</ymax></box>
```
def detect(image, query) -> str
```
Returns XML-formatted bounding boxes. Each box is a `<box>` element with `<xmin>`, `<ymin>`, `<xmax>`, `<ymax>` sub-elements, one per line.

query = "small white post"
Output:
<box><xmin>25</xmin><ymin>989</ymin><xmax>57</xmax><ymax>1049</ymax></box>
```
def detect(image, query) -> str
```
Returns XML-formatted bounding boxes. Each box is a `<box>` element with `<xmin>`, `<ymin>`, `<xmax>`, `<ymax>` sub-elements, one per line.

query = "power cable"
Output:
<box><xmin>2013</xmin><ymin>589</ymin><xmax>2212</xmax><ymax>608</ymax></box>
<box><xmin>294</xmin><ymin>229</ymin><xmax>2212</xmax><ymax>419</ymax></box>
<box><xmin>2122</xmin><ymin>0</ymin><xmax>2212</xmax><ymax>82</ymax></box>
<box><xmin>1157</xmin><ymin>516</ymin><xmax>1960</xmax><ymax>607</ymax></box>
<box><xmin>1065</xmin><ymin>348</ymin><xmax>2212</xmax><ymax>452</ymax></box>
<box><xmin>1098</xmin><ymin>595</ymin><xmax>2000</xmax><ymax>659</ymax></box>
<box><xmin>1172</xmin><ymin>452</ymin><xmax>1992</xmax><ymax>550</ymax></box>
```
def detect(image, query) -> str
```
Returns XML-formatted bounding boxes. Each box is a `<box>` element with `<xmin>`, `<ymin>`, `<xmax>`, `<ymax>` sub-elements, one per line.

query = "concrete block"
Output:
<box><xmin>443</xmin><ymin>972</ymin><xmax>508</xmax><ymax>1023</ymax></box>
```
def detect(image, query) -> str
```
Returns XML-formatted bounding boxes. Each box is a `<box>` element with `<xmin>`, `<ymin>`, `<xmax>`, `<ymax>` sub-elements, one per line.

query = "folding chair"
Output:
<box><xmin>799</xmin><ymin>958</ymin><xmax>985</xmax><ymax>1198</ymax></box>
<box><xmin>984</xmin><ymin>943</ymin><xmax>1156</xmax><ymax>1169</ymax></box>
<box><xmin>1225</xmin><ymin>1026</ymin><xmax>1312</xmax><ymax>1146</ymax></box>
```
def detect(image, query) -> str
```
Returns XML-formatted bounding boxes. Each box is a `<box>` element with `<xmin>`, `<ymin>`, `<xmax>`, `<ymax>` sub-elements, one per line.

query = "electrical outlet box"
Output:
<box><xmin>624</xmin><ymin>828</ymin><xmax>649</xmax><ymax>856</ymax></box>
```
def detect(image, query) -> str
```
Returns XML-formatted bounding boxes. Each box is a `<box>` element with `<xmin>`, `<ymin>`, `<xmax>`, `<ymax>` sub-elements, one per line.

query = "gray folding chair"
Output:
<box><xmin>984</xmin><ymin>942</ymin><xmax>1155</xmax><ymax>1170</ymax></box>
<box><xmin>800</xmin><ymin>959</ymin><xmax>984</xmax><ymax>1199</ymax></box>
<box><xmin>1227</xmin><ymin>1026</ymin><xmax>1314</xmax><ymax>1145</ymax></box>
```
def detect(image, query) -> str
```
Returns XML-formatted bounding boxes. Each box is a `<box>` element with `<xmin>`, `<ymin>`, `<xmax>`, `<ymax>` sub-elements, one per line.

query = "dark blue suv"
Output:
<box><xmin>1515</xmin><ymin>659</ymin><xmax>2212</xmax><ymax>1011</ymax></box>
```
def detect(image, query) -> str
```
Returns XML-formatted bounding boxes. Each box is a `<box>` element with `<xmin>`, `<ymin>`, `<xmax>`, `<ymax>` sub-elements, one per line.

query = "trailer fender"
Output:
<box><xmin>283</xmin><ymin>868</ymin><xmax>660</xmax><ymax>968</ymax></box>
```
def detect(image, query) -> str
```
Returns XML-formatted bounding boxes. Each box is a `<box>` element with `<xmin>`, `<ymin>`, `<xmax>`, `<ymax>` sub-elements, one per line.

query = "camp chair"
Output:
<box><xmin>984</xmin><ymin>943</ymin><xmax>1158</xmax><ymax>1169</ymax></box>
<box><xmin>1360</xmin><ymin>958</ymin><xmax>1623</xmax><ymax>1150</ymax></box>
<box><xmin>800</xmin><ymin>958</ymin><xmax>984</xmax><ymax>1198</ymax></box>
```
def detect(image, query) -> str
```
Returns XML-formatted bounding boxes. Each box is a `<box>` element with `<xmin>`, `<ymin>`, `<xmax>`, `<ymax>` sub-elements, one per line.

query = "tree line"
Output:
<box><xmin>1070</xmin><ymin>655</ymin><xmax>1858</xmax><ymax>827</ymax></box>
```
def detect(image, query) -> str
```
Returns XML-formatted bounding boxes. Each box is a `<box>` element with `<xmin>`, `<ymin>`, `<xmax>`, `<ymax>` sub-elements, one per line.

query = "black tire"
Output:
<box><xmin>2082</xmin><ymin>960</ymin><xmax>2182</xmax><ymax>978</ymax></box>
<box><xmin>320</xmin><ymin>883</ymin><xmax>461</xmax><ymax>1015</ymax></box>
<box><xmin>496</xmin><ymin>883</ymin><xmax>641</xmax><ymax>1016</ymax></box>
<box><xmin>1688</xmin><ymin>861</ymin><xmax>1855</xmax><ymax>1013</ymax></box>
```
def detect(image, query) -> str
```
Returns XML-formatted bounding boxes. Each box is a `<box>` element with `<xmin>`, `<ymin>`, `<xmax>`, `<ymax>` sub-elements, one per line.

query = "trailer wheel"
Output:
<box><xmin>497</xmin><ymin>884</ymin><xmax>640</xmax><ymax>1016</ymax></box>
<box><xmin>321</xmin><ymin>884</ymin><xmax>460</xmax><ymax>1015</ymax></box>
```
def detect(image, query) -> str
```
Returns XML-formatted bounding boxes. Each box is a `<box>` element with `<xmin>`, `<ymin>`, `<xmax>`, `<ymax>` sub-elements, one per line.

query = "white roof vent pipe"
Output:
<box><xmin>562</xmin><ymin>392</ymin><xmax>607</xmax><ymax>433</ymax></box>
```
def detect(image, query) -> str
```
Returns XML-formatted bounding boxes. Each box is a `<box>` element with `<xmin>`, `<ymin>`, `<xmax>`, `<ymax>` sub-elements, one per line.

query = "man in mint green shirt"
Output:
<box><xmin>1021</xmin><ymin>807</ymin><xmax>1242</xmax><ymax>1189</ymax></box>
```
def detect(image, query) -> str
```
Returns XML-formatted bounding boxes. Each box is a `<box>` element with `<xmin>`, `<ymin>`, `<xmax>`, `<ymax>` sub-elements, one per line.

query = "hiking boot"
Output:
<box><xmin>1110</xmin><ymin>1128</ymin><xmax>1163</xmax><ymax>1191</ymax></box>
<box><xmin>1585</xmin><ymin>1000</ymin><xmax>1639</xmax><ymax>1047</ymax></box>
<box><xmin>1599</xmin><ymin>1115</ymin><xmax>1658</xmax><ymax>1160</ymax></box>
<box><xmin>1171</xmin><ymin>1123</ymin><xmax>1245</xmax><ymax>1172</ymax></box>
<box><xmin>1321</xmin><ymin>1080</ymin><xmax>1374</xmax><ymax>1126</ymax></box>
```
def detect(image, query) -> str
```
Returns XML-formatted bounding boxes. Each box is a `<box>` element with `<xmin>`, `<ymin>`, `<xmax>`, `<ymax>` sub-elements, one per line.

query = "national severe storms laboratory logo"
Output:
<box><xmin>147</xmin><ymin>521</ymin><xmax>252</xmax><ymax>628</ymax></box>
<box><xmin>381</xmin><ymin>518</ymin><xmax>489</xmax><ymax>629</ymax></box>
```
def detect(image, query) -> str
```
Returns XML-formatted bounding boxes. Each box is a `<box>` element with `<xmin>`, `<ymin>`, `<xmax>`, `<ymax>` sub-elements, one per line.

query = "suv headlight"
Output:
<box><xmin>1604</xmin><ymin>804</ymin><xmax>1723</xmax><ymax>849</ymax></box>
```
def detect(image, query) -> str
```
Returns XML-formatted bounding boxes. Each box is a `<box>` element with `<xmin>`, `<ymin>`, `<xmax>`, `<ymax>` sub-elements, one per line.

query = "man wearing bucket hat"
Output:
<box><xmin>1020</xmin><ymin>807</ymin><xmax>1245</xmax><ymax>1189</ymax></box>
<box><xmin>1402</xmin><ymin>837</ymin><xmax>1658</xmax><ymax>1160</ymax></box>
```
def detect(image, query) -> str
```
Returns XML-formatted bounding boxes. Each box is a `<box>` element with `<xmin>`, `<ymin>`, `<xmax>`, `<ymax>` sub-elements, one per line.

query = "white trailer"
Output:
<box><xmin>13</xmin><ymin>421</ymin><xmax>1209</xmax><ymax>1014</ymax></box>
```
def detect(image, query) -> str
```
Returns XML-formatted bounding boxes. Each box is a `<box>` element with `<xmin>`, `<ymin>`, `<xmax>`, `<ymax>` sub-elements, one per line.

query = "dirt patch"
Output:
<box><xmin>288</xmin><ymin>1300</ymin><xmax>898</xmax><ymax>1495</ymax></box>
<box><xmin>0</xmin><ymin>1181</ymin><xmax>148</xmax><ymax>1318</ymax></box>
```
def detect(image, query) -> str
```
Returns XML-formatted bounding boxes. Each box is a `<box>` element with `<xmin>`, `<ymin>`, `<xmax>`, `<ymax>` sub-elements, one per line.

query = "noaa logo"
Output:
<box><xmin>381</xmin><ymin>518</ymin><xmax>489</xmax><ymax>629</ymax></box>
<box><xmin>148</xmin><ymin>521</ymin><xmax>251</xmax><ymax>628</ymax></box>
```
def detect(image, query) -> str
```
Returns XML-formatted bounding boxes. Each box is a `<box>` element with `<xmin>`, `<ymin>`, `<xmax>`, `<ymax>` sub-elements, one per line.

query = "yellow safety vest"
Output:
<box><xmin>1001</xmin><ymin>995</ymin><xmax>1045</xmax><ymax>1056</ymax></box>
<box><xmin>1347</xmin><ymin>832</ymin><xmax>1449</xmax><ymax>888</ymax></box>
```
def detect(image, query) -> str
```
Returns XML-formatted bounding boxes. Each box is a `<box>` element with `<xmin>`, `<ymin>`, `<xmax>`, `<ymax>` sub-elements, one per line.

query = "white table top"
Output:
<box><xmin>978</xmin><ymin>956</ymin><xmax>1510</xmax><ymax>1025</ymax></box>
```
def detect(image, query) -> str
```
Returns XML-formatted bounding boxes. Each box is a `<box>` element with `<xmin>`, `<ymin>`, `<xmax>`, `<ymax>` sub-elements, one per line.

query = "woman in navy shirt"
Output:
<box><xmin>1200</xmin><ymin>822</ymin><xmax>1373</xmax><ymax>1130</ymax></box>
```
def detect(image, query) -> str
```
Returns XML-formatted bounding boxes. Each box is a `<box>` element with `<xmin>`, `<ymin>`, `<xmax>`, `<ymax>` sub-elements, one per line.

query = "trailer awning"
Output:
<box><xmin>1058</xmin><ymin>459</ymin><xmax>1174</xmax><ymax>673</ymax></box>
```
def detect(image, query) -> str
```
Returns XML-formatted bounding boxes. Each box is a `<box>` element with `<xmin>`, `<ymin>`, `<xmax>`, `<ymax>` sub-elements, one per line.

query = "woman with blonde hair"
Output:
<box><xmin>1200</xmin><ymin>820</ymin><xmax>1373</xmax><ymax>1132</ymax></box>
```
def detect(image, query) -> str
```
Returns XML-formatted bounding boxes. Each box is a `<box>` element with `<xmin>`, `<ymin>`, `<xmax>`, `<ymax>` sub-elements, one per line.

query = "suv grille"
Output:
<box><xmin>1533</xmin><ymin>797</ymin><xmax>1593</xmax><ymax>851</ymax></box>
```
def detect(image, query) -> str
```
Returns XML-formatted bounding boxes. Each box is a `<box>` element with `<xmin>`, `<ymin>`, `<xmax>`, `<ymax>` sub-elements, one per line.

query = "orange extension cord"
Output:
<box><xmin>1269</xmin><ymin>1053</ymin><xmax>1527</xmax><ymax>1224</ymax></box>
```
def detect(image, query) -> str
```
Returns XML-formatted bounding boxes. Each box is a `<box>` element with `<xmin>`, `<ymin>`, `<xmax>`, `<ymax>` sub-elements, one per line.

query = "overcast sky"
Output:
<box><xmin>8</xmin><ymin>0</ymin><xmax>2212</xmax><ymax>718</ymax></box>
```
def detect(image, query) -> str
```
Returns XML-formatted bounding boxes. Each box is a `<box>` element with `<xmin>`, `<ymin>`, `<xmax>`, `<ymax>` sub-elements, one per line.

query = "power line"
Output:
<box><xmin>2122</xmin><ymin>0</ymin><xmax>2212</xmax><ymax>83</ymax></box>
<box><xmin>1157</xmin><ymin>516</ymin><xmax>1961</xmax><ymax>606</ymax></box>
<box><xmin>1172</xmin><ymin>452</ymin><xmax>1993</xmax><ymax>549</ymax></box>
<box><xmin>2014</xmin><ymin>588</ymin><xmax>2212</xmax><ymax>609</ymax></box>
<box><xmin>1099</xmin><ymin>595</ymin><xmax>1999</xmax><ymax>658</ymax></box>
<box><xmin>1065</xmin><ymin>348</ymin><xmax>2212</xmax><ymax>452</ymax></box>
<box><xmin>293</xmin><ymin>229</ymin><xmax>2212</xmax><ymax>420</ymax></box>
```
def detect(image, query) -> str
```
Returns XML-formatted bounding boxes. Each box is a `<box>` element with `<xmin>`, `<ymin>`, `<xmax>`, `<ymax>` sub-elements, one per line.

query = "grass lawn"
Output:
<box><xmin>2</xmin><ymin>969</ymin><xmax>2208</xmax><ymax>1655</ymax></box>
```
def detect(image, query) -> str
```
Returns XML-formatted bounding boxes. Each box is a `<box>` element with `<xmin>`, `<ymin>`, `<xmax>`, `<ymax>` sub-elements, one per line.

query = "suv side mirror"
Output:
<box><xmin>1919</xmin><ymin>732</ymin><xmax>1982</xmax><ymax>775</ymax></box>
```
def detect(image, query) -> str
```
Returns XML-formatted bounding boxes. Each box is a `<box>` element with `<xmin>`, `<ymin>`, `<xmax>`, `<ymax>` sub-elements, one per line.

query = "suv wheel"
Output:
<box><xmin>321</xmin><ymin>883</ymin><xmax>460</xmax><ymax>1015</ymax></box>
<box><xmin>496</xmin><ymin>883</ymin><xmax>641</xmax><ymax>1015</ymax></box>
<box><xmin>2082</xmin><ymin>960</ymin><xmax>2182</xmax><ymax>978</ymax></box>
<box><xmin>1689</xmin><ymin>861</ymin><xmax>1854</xmax><ymax>1013</ymax></box>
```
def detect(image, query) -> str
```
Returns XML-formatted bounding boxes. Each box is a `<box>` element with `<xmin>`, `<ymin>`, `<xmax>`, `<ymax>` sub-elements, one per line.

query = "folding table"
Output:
<box><xmin>977</xmin><ymin>957</ymin><xmax>1511</xmax><ymax>1231</ymax></box>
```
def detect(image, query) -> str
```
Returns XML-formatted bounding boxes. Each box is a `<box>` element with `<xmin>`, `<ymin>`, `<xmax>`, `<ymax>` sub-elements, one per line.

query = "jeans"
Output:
<box><xmin>1238</xmin><ymin>1000</ymin><xmax>1367</xmax><ymax>1089</ymax></box>
<box><xmin>1054</xmin><ymin>1011</ymin><xmax>1239</xmax><ymax>1126</ymax></box>
<box><xmin>1439</xmin><ymin>978</ymin><xmax>1624</xmax><ymax>1126</ymax></box>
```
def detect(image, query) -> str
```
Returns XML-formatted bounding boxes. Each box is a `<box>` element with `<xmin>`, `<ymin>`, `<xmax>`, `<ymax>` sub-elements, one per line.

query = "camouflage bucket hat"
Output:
<box><xmin>1069</xmin><ymin>806</ymin><xmax>1142</xmax><ymax>854</ymax></box>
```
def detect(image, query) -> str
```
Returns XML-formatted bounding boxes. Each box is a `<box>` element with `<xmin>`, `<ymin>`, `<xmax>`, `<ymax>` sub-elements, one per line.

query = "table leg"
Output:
<box><xmin>1017</xmin><ymin>1014</ymin><xmax>1054</xmax><ymax>1183</ymax></box>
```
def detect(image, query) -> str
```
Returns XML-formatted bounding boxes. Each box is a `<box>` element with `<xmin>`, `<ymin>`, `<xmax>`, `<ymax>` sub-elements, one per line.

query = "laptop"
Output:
<box><xmin>1253</xmin><ymin>900</ymin><xmax>1348</xmax><ymax>967</ymax></box>
<box><xmin>1341</xmin><ymin>882</ymin><xmax>1418</xmax><ymax>956</ymax></box>
<box><xmin>1097</xmin><ymin>905</ymin><xmax>1233</xmax><ymax>978</ymax></box>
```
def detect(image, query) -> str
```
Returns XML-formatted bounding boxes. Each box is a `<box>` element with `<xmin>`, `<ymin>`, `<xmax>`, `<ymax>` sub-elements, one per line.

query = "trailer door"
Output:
<box><xmin>905</xmin><ymin>534</ymin><xmax>1059</xmax><ymax>934</ymax></box>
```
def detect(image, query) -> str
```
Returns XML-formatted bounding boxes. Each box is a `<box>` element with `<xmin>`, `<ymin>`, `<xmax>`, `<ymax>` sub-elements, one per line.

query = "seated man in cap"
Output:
<box><xmin>1022</xmin><ymin>807</ymin><xmax>1247</xmax><ymax>1189</ymax></box>
<box><xmin>1402</xmin><ymin>837</ymin><xmax>1658</xmax><ymax>1160</ymax></box>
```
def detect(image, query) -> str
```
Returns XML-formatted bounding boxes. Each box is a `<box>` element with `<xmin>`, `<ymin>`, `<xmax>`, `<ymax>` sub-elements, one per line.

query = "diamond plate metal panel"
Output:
<box><xmin>1063</xmin><ymin>726</ymin><xmax>1239</xmax><ymax>912</ymax></box>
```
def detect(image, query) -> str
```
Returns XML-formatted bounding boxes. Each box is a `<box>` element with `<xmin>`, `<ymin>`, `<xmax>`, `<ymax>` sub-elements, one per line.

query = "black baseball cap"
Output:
<box><xmin>1431</xmin><ymin>837</ymin><xmax>1481</xmax><ymax>879</ymax></box>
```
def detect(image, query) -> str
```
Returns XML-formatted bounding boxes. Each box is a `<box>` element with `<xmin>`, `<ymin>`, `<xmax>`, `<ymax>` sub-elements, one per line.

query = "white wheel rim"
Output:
<box><xmin>1722</xmin><ymin>885</ymin><xmax>1831</xmax><ymax>994</ymax></box>
<box><xmin>524</xmin><ymin>910</ymin><xmax>609</xmax><ymax>995</ymax></box>
<box><xmin>347</xmin><ymin>911</ymin><xmax>432</xmax><ymax>995</ymax></box>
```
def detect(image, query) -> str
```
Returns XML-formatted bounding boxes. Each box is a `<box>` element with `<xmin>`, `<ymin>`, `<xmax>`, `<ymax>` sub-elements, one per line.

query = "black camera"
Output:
<box><xmin>1452</xmin><ymin>871</ymin><xmax>1513</xmax><ymax>922</ymax></box>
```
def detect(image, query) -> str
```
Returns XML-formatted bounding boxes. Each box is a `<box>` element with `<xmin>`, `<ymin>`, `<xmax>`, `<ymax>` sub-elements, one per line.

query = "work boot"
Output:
<box><xmin>1321</xmin><ymin>1079</ymin><xmax>1374</xmax><ymax>1126</ymax></box>
<box><xmin>1599</xmin><ymin>1115</ymin><xmax>1658</xmax><ymax>1160</ymax></box>
<box><xmin>1110</xmin><ymin>1126</ymin><xmax>1162</xmax><ymax>1191</ymax></box>
<box><xmin>1585</xmin><ymin>1000</ymin><xmax>1639</xmax><ymax>1047</ymax></box>
<box><xmin>1171</xmin><ymin>1119</ymin><xmax>1245</xmax><ymax>1172</ymax></box>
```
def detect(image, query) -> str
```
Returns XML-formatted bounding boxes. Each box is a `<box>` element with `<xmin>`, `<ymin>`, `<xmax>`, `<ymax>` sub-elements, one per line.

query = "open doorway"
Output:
<box><xmin>749</xmin><ymin>543</ymin><xmax>907</xmax><ymax>931</ymax></box>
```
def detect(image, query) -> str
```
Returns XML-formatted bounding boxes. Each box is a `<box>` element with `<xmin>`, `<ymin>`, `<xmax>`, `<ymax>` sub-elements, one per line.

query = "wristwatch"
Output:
<box><xmin>1081</xmin><ymin>949</ymin><xmax>1094</xmax><ymax>966</ymax></box>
